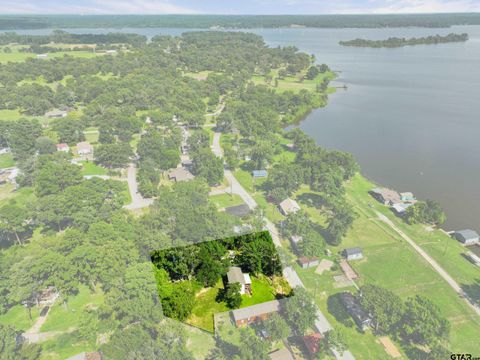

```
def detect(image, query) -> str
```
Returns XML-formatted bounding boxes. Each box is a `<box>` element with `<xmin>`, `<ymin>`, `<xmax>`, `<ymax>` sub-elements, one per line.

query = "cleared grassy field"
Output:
<box><xmin>0</xmin><ymin>304</ymin><xmax>40</xmax><ymax>332</ymax></box>
<box><xmin>342</xmin><ymin>174</ymin><xmax>480</xmax><ymax>353</ymax></box>
<box><xmin>0</xmin><ymin>153</ymin><xmax>14</xmax><ymax>169</ymax></box>
<box><xmin>251</xmin><ymin>71</ymin><xmax>335</xmax><ymax>94</ymax></box>
<box><xmin>0</xmin><ymin>45</ymin><xmax>98</xmax><ymax>63</ymax></box>
<box><xmin>210</xmin><ymin>193</ymin><xmax>244</xmax><ymax>208</ymax></box>
<box><xmin>79</xmin><ymin>161</ymin><xmax>107</xmax><ymax>176</ymax></box>
<box><xmin>40</xmin><ymin>285</ymin><xmax>104</xmax><ymax>333</ymax></box>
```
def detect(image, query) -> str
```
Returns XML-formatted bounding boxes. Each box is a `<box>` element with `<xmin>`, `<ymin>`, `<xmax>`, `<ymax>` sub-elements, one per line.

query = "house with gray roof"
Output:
<box><xmin>454</xmin><ymin>229</ymin><xmax>479</xmax><ymax>246</ymax></box>
<box><xmin>225</xmin><ymin>204</ymin><xmax>251</xmax><ymax>218</ymax></box>
<box><xmin>231</xmin><ymin>299</ymin><xmax>280</xmax><ymax>327</ymax></box>
<box><xmin>227</xmin><ymin>266</ymin><xmax>251</xmax><ymax>295</ymax></box>
<box><xmin>344</xmin><ymin>247</ymin><xmax>363</xmax><ymax>261</ymax></box>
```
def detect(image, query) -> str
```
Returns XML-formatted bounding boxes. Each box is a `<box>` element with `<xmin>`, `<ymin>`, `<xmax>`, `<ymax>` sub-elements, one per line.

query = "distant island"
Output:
<box><xmin>339</xmin><ymin>33</ymin><xmax>469</xmax><ymax>48</ymax></box>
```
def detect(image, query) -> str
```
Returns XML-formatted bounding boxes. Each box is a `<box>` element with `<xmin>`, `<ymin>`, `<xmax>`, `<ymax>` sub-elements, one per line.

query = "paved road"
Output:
<box><xmin>376</xmin><ymin>211</ymin><xmax>480</xmax><ymax>317</ymax></box>
<box><xmin>123</xmin><ymin>163</ymin><xmax>154</xmax><ymax>210</ymax></box>
<box><xmin>212</xmin><ymin>129</ymin><xmax>355</xmax><ymax>360</ymax></box>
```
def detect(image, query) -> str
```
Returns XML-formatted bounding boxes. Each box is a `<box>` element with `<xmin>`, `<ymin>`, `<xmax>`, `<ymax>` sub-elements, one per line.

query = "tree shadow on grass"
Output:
<box><xmin>296</xmin><ymin>192</ymin><xmax>327</xmax><ymax>209</ymax></box>
<box><xmin>326</xmin><ymin>293</ymin><xmax>354</xmax><ymax>328</ymax></box>
<box><xmin>460</xmin><ymin>278</ymin><xmax>480</xmax><ymax>307</ymax></box>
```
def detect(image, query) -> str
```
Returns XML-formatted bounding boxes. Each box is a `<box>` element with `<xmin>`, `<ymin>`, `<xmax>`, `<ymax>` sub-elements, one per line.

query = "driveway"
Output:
<box><xmin>123</xmin><ymin>163</ymin><xmax>154</xmax><ymax>210</ymax></box>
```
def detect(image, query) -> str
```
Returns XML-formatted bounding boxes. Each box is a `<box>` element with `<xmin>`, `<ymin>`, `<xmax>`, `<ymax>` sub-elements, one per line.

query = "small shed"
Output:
<box><xmin>454</xmin><ymin>230</ymin><xmax>479</xmax><ymax>246</ymax></box>
<box><xmin>297</xmin><ymin>256</ymin><xmax>320</xmax><ymax>269</ymax></box>
<box><xmin>344</xmin><ymin>247</ymin><xmax>363</xmax><ymax>261</ymax></box>
<box><xmin>46</xmin><ymin>109</ymin><xmax>68</xmax><ymax>118</ymax></box>
<box><xmin>252</xmin><ymin>170</ymin><xmax>268</xmax><ymax>178</ymax></box>
<box><xmin>302</xmin><ymin>333</ymin><xmax>324</xmax><ymax>358</ymax></box>
<box><xmin>279</xmin><ymin>198</ymin><xmax>300</xmax><ymax>216</ymax></box>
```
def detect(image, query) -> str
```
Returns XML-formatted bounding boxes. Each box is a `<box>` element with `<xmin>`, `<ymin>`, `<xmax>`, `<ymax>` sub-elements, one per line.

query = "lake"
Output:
<box><xmin>8</xmin><ymin>25</ymin><xmax>480</xmax><ymax>231</ymax></box>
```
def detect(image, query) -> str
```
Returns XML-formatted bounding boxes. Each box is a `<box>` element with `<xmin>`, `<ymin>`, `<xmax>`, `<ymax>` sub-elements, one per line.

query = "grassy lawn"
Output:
<box><xmin>40</xmin><ymin>285</ymin><xmax>104</xmax><ymax>332</ymax></box>
<box><xmin>241</xmin><ymin>275</ymin><xmax>277</xmax><ymax>307</ymax></box>
<box><xmin>0</xmin><ymin>109</ymin><xmax>25</xmax><ymax>121</ymax></box>
<box><xmin>0</xmin><ymin>153</ymin><xmax>14</xmax><ymax>168</ymax></box>
<box><xmin>251</xmin><ymin>71</ymin><xmax>335</xmax><ymax>94</ymax></box>
<box><xmin>339</xmin><ymin>173</ymin><xmax>480</xmax><ymax>353</ymax></box>
<box><xmin>0</xmin><ymin>45</ymin><xmax>98</xmax><ymax>63</ymax></box>
<box><xmin>186</xmin><ymin>281</ymin><xmax>229</xmax><ymax>332</ymax></box>
<box><xmin>79</xmin><ymin>161</ymin><xmax>107</xmax><ymax>176</ymax></box>
<box><xmin>0</xmin><ymin>186</ymin><xmax>36</xmax><ymax>207</ymax></box>
<box><xmin>83</xmin><ymin>129</ymin><xmax>99</xmax><ymax>144</ymax></box>
<box><xmin>0</xmin><ymin>304</ymin><xmax>41</xmax><ymax>331</ymax></box>
<box><xmin>185</xmin><ymin>326</ymin><xmax>216</xmax><ymax>360</ymax></box>
<box><xmin>210</xmin><ymin>193</ymin><xmax>244</xmax><ymax>208</ymax></box>
<box><xmin>40</xmin><ymin>332</ymin><xmax>94</xmax><ymax>360</ymax></box>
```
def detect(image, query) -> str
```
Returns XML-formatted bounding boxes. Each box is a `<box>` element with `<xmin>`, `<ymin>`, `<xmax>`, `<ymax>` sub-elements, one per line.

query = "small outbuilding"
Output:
<box><xmin>290</xmin><ymin>235</ymin><xmax>302</xmax><ymax>250</ymax></box>
<box><xmin>279</xmin><ymin>198</ymin><xmax>300</xmax><ymax>216</ymax></box>
<box><xmin>454</xmin><ymin>230</ymin><xmax>479</xmax><ymax>246</ymax></box>
<box><xmin>302</xmin><ymin>333</ymin><xmax>324</xmax><ymax>358</ymax></box>
<box><xmin>297</xmin><ymin>256</ymin><xmax>320</xmax><ymax>269</ymax></box>
<box><xmin>344</xmin><ymin>247</ymin><xmax>363</xmax><ymax>261</ymax></box>
<box><xmin>252</xmin><ymin>170</ymin><xmax>268</xmax><ymax>178</ymax></box>
<box><xmin>400</xmin><ymin>192</ymin><xmax>416</xmax><ymax>202</ymax></box>
<box><xmin>46</xmin><ymin>109</ymin><xmax>68</xmax><ymax>118</ymax></box>
<box><xmin>391</xmin><ymin>203</ymin><xmax>413</xmax><ymax>215</ymax></box>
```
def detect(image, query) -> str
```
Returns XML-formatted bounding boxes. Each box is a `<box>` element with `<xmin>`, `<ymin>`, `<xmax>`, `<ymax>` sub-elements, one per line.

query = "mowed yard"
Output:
<box><xmin>341</xmin><ymin>174</ymin><xmax>480</xmax><ymax>354</ymax></box>
<box><xmin>186</xmin><ymin>275</ymin><xmax>282</xmax><ymax>332</ymax></box>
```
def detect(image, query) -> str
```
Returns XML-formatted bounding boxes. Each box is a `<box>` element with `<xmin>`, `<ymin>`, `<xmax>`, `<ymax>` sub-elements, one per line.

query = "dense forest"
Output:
<box><xmin>339</xmin><ymin>32</ymin><xmax>469</xmax><ymax>47</ymax></box>
<box><xmin>1</xmin><ymin>13</ymin><xmax>480</xmax><ymax>30</ymax></box>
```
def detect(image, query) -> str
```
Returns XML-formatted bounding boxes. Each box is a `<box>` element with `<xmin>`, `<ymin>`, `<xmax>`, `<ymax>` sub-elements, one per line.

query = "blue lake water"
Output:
<box><xmin>8</xmin><ymin>25</ymin><xmax>480</xmax><ymax>231</ymax></box>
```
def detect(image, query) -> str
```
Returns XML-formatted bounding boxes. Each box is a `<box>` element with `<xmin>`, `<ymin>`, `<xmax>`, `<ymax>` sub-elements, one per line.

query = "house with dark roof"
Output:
<box><xmin>231</xmin><ymin>299</ymin><xmax>280</xmax><ymax>327</ymax></box>
<box><xmin>339</xmin><ymin>292</ymin><xmax>371</xmax><ymax>331</ymax></box>
<box><xmin>454</xmin><ymin>229</ymin><xmax>479</xmax><ymax>246</ymax></box>
<box><xmin>225</xmin><ymin>204</ymin><xmax>251</xmax><ymax>218</ymax></box>
<box><xmin>227</xmin><ymin>266</ymin><xmax>252</xmax><ymax>295</ymax></box>
<box><xmin>344</xmin><ymin>247</ymin><xmax>363</xmax><ymax>261</ymax></box>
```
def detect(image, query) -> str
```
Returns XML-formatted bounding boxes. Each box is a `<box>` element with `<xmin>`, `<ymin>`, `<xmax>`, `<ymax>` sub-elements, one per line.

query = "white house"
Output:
<box><xmin>227</xmin><ymin>266</ymin><xmax>252</xmax><ymax>295</ymax></box>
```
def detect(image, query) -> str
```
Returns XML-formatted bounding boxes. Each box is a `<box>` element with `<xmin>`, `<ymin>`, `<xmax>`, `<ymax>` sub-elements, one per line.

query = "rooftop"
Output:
<box><xmin>456</xmin><ymin>229</ymin><xmax>479</xmax><ymax>240</ymax></box>
<box><xmin>231</xmin><ymin>299</ymin><xmax>280</xmax><ymax>322</ymax></box>
<box><xmin>344</xmin><ymin>247</ymin><xmax>363</xmax><ymax>256</ymax></box>
<box><xmin>279</xmin><ymin>198</ymin><xmax>300</xmax><ymax>214</ymax></box>
<box><xmin>227</xmin><ymin>266</ymin><xmax>248</xmax><ymax>285</ymax></box>
<box><xmin>268</xmin><ymin>348</ymin><xmax>294</xmax><ymax>360</ymax></box>
<box><xmin>168</xmin><ymin>167</ymin><xmax>194</xmax><ymax>182</ymax></box>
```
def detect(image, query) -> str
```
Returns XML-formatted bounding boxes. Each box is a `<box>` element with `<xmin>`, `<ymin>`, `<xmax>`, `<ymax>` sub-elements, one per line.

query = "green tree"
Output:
<box><xmin>95</xmin><ymin>142</ymin><xmax>132</xmax><ymax>168</ymax></box>
<box><xmin>0</xmin><ymin>204</ymin><xmax>32</xmax><ymax>245</ymax></box>
<box><xmin>359</xmin><ymin>284</ymin><xmax>404</xmax><ymax>334</ymax></box>
<box><xmin>237</xmin><ymin>327</ymin><xmax>270</xmax><ymax>360</ymax></box>
<box><xmin>224</xmin><ymin>282</ymin><xmax>242</xmax><ymax>309</ymax></box>
<box><xmin>325</xmin><ymin>329</ymin><xmax>348</xmax><ymax>355</ymax></box>
<box><xmin>306</xmin><ymin>66</ymin><xmax>320</xmax><ymax>80</ymax></box>
<box><xmin>34</xmin><ymin>136</ymin><xmax>56</xmax><ymax>154</ymax></box>
<box><xmin>35</xmin><ymin>159</ymin><xmax>83</xmax><ymax>196</ymax></box>
<box><xmin>263</xmin><ymin>313</ymin><xmax>291</xmax><ymax>341</ymax></box>
<box><xmin>401</xmin><ymin>295</ymin><xmax>450</xmax><ymax>347</ymax></box>
<box><xmin>284</xmin><ymin>287</ymin><xmax>317</xmax><ymax>335</ymax></box>
<box><xmin>191</xmin><ymin>148</ymin><xmax>224</xmax><ymax>186</ymax></box>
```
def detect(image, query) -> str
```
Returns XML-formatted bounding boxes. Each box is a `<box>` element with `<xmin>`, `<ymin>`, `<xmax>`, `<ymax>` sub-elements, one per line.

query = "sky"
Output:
<box><xmin>0</xmin><ymin>0</ymin><xmax>479</xmax><ymax>15</ymax></box>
